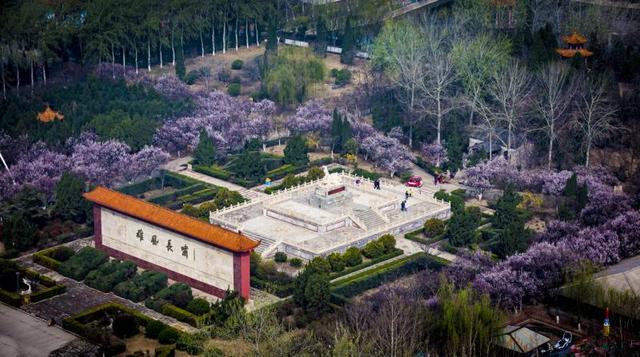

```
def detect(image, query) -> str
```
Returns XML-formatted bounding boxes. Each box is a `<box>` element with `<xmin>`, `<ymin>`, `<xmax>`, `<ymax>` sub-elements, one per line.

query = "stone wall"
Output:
<box><xmin>98</xmin><ymin>207</ymin><xmax>239</xmax><ymax>297</ymax></box>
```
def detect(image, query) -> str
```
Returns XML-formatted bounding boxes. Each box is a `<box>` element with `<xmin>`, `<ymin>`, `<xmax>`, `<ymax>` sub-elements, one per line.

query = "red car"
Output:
<box><xmin>405</xmin><ymin>176</ymin><xmax>423</xmax><ymax>188</ymax></box>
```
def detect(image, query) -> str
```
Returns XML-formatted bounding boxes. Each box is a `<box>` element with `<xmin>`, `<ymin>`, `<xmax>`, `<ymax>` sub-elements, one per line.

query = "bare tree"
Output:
<box><xmin>534</xmin><ymin>62</ymin><xmax>576</xmax><ymax>169</ymax></box>
<box><xmin>490</xmin><ymin>60</ymin><xmax>532</xmax><ymax>159</ymax></box>
<box><xmin>572</xmin><ymin>74</ymin><xmax>622</xmax><ymax>167</ymax></box>
<box><xmin>369</xmin><ymin>288</ymin><xmax>422</xmax><ymax>357</ymax></box>
<box><xmin>468</xmin><ymin>93</ymin><xmax>505</xmax><ymax>160</ymax></box>
<box><xmin>372</xmin><ymin>20</ymin><xmax>427</xmax><ymax>147</ymax></box>
<box><xmin>468</xmin><ymin>60</ymin><xmax>530</xmax><ymax>161</ymax></box>
<box><xmin>417</xmin><ymin>47</ymin><xmax>457</xmax><ymax>148</ymax></box>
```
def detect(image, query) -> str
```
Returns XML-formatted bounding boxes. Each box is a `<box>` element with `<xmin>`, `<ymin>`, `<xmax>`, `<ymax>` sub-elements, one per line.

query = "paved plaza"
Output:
<box><xmin>0</xmin><ymin>303</ymin><xmax>77</xmax><ymax>357</ymax></box>
<box><xmin>211</xmin><ymin>171</ymin><xmax>451</xmax><ymax>259</ymax></box>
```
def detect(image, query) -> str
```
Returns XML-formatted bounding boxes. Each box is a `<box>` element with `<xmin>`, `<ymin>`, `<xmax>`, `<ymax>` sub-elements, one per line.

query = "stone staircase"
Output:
<box><xmin>353</xmin><ymin>208</ymin><xmax>387</xmax><ymax>229</ymax></box>
<box><xmin>246</xmin><ymin>232</ymin><xmax>280</xmax><ymax>256</ymax></box>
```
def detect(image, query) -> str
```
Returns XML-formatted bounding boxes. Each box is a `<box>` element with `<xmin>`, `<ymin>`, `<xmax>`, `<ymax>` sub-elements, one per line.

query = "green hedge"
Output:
<box><xmin>328</xmin><ymin>248</ymin><xmax>403</xmax><ymax>281</ymax></box>
<box><xmin>250</xmin><ymin>277</ymin><xmax>294</xmax><ymax>298</ymax></box>
<box><xmin>352</xmin><ymin>168</ymin><xmax>381</xmax><ymax>181</ymax></box>
<box><xmin>30</xmin><ymin>284</ymin><xmax>66</xmax><ymax>303</ymax></box>
<box><xmin>193</xmin><ymin>164</ymin><xmax>231</xmax><ymax>180</ymax></box>
<box><xmin>62</xmin><ymin>302</ymin><xmax>154</xmax><ymax>340</ymax></box>
<box><xmin>332</xmin><ymin>253</ymin><xmax>449</xmax><ymax>299</ymax></box>
<box><xmin>119</xmin><ymin>178</ymin><xmax>163</xmax><ymax>196</ymax></box>
<box><xmin>58</xmin><ymin>246</ymin><xmax>109</xmax><ymax>281</ymax></box>
<box><xmin>0</xmin><ymin>264</ymin><xmax>65</xmax><ymax>305</ymax></box>
<box><xmin>33</xmin><ymin>247</ymin><xmax>65</xmax><ymax>271</ymax></box>
<box><xmin>404</xmin><ymin>229</ymin><xmax>446</xmax><ymax>245</ymax></box>
<box><xmin>193</xmin><ymin>164</ymin><xmax>259</xmax><ymax>188</ymax></box>
<box><xmin>161</xmin><ymin>303</ymin><xmax>199</xmax><ymax>327</ymax></box>
<box><xmin>148</xmin><ymin>184</ymin><xmax>206</xmax><ymax>205</ymax></box>
<box><xmin>85</xmin><ymin>260</ymin><xmax>137</xmax><ymax>292</ymax></box>
<box><xmin>0</xmin><ymin>288</ymin><xmax>22</xmax><ymax>307</ymax></box>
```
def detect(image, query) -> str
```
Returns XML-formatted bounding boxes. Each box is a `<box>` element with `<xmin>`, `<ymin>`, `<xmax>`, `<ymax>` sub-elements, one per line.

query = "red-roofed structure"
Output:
<box><xmin>84</xmin><ymin>186</ymin><xmax>258</xmax><ymax>299</ymax></box>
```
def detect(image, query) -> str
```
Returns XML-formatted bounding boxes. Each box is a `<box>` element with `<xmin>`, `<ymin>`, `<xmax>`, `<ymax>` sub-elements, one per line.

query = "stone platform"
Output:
<box><xmin>210</xmin><ymin>172</ymin><xmax>451</xmax><ymax>260</ymax></box>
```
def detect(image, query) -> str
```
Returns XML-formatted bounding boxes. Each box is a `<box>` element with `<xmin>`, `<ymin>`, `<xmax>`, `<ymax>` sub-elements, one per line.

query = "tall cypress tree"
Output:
<box><xmin>193</xmin><ymin>129</ymin><xmax>216</xmax><ymax>166</ymax></box>
<box><xmin>314</xmin><ymin>17</ymin><xmax>328</xmax><ymax>57</ymax></box>
<box><xmin>175</xmin><ymin>41</ymin><xmax>186</xmax><ymax>81</ymax></box>
<box><xmin>340</xmin><ymin>16</ymin><xmax>355</xmax><ymax>65</ymax></box>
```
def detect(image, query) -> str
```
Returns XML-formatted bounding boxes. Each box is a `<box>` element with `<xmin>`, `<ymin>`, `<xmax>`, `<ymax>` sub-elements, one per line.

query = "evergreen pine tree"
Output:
<box><xmin>340</xmin><ymin>17</ymin><xmax>355</xmax><ymax>65</ymax></box>
<box><xmin>495</xmin><ymin>222</ymin><xmax>531</xmax><ymax>259</ymax></box>
<box><xmin>563</xmin><ymin>174</ymin><xmax>578</xmax><ymax>198</ymax></box>
<box><xmin>492</xmin><ymin>186</ymin><xmax>522</xmax><ymax>230</ymax></box>
<box><xmin>54</xmin><ymin>171</ymin><xmax>89</xmax><ymax>222</ymax></box>
<box><xmin>576</xmin><ymin>183</ymin><xmax>589</xmax><ymax>214</ymax></box>
<box><xmin>193</xmin><ymin>129</ymin><xmax>216</xmax><ymax>166</ymax></box>
<box><xmin>284</xmin><ymin>135</ymin><xmax>309</xmax><ymax>166</ymax></box>
<box><xmin>266</xmin><ymin>10</ymin><xmax>278</xmax><ymax>55</ymax></box>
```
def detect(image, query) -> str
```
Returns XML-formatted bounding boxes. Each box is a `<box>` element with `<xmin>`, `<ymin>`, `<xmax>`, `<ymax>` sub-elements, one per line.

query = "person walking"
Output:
<box><xmin>400</xmin><ymin>200</ymin><xmax>406</xmax><ymax>211</ymax></box>
<box><xmin>405</xmin><ymin>190</ymin><xmax>410</xmax><ymax>200</ymax></box>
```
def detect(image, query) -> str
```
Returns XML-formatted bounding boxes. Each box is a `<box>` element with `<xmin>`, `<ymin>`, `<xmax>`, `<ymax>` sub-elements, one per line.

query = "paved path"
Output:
<box><xmin>395</xmin><ymin>236</ymin><xmax>458</xmax><ymax>262</ymax></box>
<box><xmin>177</xmin><ymin>169</ymin><xmax>266</xmax><ymax>200</ymax></box>
<box><xmin>0</xmin><ymin>303</ymin><xmax>77</xmax><ymax>357</ymax></box>
<box><xmin>409</xmin><ymin>162</ymin><xmax>464</xmax><ymax>193</ymax></box>
<box><xmin>163</xmin><ymin>156</ymin><xmax>266</xmax><ymax>201</ymax></box>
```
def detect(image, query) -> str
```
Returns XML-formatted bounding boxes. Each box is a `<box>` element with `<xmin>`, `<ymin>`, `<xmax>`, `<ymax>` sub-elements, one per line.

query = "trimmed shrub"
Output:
<box><xmin>114</xmin><ymin>271</ymin><xmax>168</xmax><ymax>302</ymax></box>
<box><xmin>112</xmin><ymin>313</ymin><xmax>139</xmax><ymax>338</ymax></box>
<box><xmin>30</xmin><ymin>284</ymin><xmax>66</xmax><ymax>303</ymax></box>
<box><xmin>362</xmin><ymin>240</ymin><xmax>385</xmax><ymax>259</ymax></box>
<box><xmin>250</xmin><ymin>277</ymin><xmax>294</xmax><ymax>297</ymax></box>
<box><xmin>161</xmin><ymin>303</ymin><xmax>199</xmax><ymax>327</ymax></box>
<box><xmin>424</xmin><ymin>218</ymin><xmax>445</xmax><ymax>237</ymax></box>
<box><xmin>144</xmin><ymin>319</ymin><xmax>167</xmax><ymax>339</ymax></box>
<box><xmin>33</xmin><ymin>249</ymin><xmax>64</xmax><ymax>271</ymax></box>
<box><xmin>332</xmin><ymin>253</ymin><xmax>448</xmax><ymax>299</ymax></box>
<box><xmin>158</xmin><ymin>328</ymin><xmax>181</xmax><ymax>344</ymax></box>
<box><xmin>231</xmin><ymin>59</ymin><xmax>243</xmax><ymax>70</ymax></box>
<box><xmin>58</xmin><ymin>247</ymin><xmax>108</xmax><ymax>281</ymax></box>
<box><xmin>352</xmin><ymin>168</ymin><xmax>381</xmax><ymax>181</ymax></box>
<box><xmin>274</xmin><ymin>252</ymin><xmax>288</xmax><ymax>263</ymax></box>
<box><xmin>378</xmin><ymin>234</ymin><xmax>396</xmax><ymax>253</ymax></box>
<box><xmin>228</xmin><ymin>83</ymin><xmax>241</xmax><ymax>97</ymax></box>
<box><xmin>186</xmin><ymin>298</ymin><xmax>210</xmax><ymax>316</ymax></box>
<box><xmin>155</xmin><ymin>345</ymin><xmax>176</xmax><ymax>357</ymax></box>
<box><xmin>335</xmin><ymin>69</ymin><xmax>351</xmax><ymax>86</ymax></box>
<box><xmin>329</xmin><ymin>248</ymin><xmax>403</xmax><ymax>281</ymax></box>
<box><xmin>343</xmin><ymin>247</ymin><xmax>363</xmax><ymax>267</ymax></box>
<box><xmin>49</xmin><ymin>246</ymin><xmax>75</xmax><ymax>262</ymax></box>
<box><xmin>0</xmin><ymin>289</ymin><xmax>22</xmax><ymax>307</ymax></box>
<box><xmin>154</xmin><ymin>283</ymin><xmax>193</xmax><ymax>308</ymax></box>
<box><xmin>176</xmin><ymin>332</ymin><xmax>207</xmax><ymax>355</ymax></box>
<box><xmin>85</xmin><ymin>260</ymin><xmax>137</xmax><ymax>292</ymax></box>
<box><xmin>289</xmin><ymin>258</ymin><xmax>303</xmax><ymax>268</ymax></box>
<box><xmin>327</xmin><ymin>252</ymin><xmax>345</xmax><ymax>272</ymax></box>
